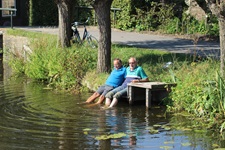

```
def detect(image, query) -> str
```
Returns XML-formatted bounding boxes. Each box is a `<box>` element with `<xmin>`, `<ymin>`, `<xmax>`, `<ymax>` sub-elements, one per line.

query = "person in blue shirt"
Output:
<box><xmin>105</xmin><ymin>57</ymin><xmax>149</xmax><ymax>108</ymax></box>
<box><xmin>85</xmin><ymin>58</ymin><xmax>126</xmax><ymax>104</ymax></box>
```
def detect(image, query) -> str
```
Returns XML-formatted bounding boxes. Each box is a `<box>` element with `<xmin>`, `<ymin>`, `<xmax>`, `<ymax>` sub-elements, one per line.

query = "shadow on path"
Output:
<box><xmin>11</xmin><ymin>26</ymin><xmax>221</xmax><ymax>58</ymax></box>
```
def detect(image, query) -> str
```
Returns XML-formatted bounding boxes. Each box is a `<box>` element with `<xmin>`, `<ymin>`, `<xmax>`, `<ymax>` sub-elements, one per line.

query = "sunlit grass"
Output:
<box><xmin>6</xmin><ymin>28</ymin><xmax>57</xmax><ymax>39</ymax></box>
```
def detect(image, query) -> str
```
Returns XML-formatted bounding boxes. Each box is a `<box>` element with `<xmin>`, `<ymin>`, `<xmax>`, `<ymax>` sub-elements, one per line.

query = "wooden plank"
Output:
<box><xmin>128</xmin><ymin>82</ymin><xmax>176</xmax><ymax>89</ymax></box>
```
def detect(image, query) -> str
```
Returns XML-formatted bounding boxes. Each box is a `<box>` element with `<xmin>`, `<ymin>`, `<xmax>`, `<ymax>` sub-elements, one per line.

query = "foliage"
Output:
<box><xmin>206</xmin><ymin>14</ymin><xmax>219</xmax><ymax>36</ymax></box>
<box><xmin>111</xmin><ymin>0</ymin><xmax>135</xmax><ymax>30</ymax></box>
<box><xmin>160</xmin><ymin>17</ymin><xmax>181</xmax><ymax>34</ymax></box>
<box><xmin>29</xmin><ymin>0</ymin><xmax>58</xmax><ymax>26</ymax></box>
<box><xmin>180</xmin><ymin>13</ymin><xmax>207</xmax><ymax>35</ymax></box>
<box><xmin>26</xmin><ymin>0</ymin><xmax>219</xmax><ymax>37</ymax></box>
<box><xmin>166</xmin><ymin>60</ymin><xmax>225</xmax><ymax>127</ymax></box>
<box><xmin>6</xmin><ymin>29</ymin><xmax>192</xmax><ymax>91</ymax></box>
<box><xmin>7</xmin><ymin>51</ymin><xmax>26</xmax><ymax>75</ymax></box>
<box><xmin>82</xmin><ymin>71</ymin><xmax>109</xmax><ymax>92</ymax></box>
<box><xmin>112</xmin><ymin>0</ymin><xmax>219</xmax><ymax>36</ymax></box>
<box><xmin>6</xmin><ymin>29</ymin><xmax>97</xmax><ymax>92</ymax></box>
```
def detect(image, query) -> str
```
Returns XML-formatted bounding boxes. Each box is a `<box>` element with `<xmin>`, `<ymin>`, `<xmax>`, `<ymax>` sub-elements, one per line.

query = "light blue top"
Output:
<box><xmin>105</xmin><ymin>66</ymin><xmax>126</xmax><ymax>88</ymax></box>
<box><xmin>121</xmin><ymin>66</ymin><xmax>148</xmax><ymax>88</ymax></box>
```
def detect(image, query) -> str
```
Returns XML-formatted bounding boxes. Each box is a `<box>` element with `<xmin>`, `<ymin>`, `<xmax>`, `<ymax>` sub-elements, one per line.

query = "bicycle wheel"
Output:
<box><xmin>87</xmin><ymin>35</ymin><xmax>98</xmax><ymax>49</ymax></box>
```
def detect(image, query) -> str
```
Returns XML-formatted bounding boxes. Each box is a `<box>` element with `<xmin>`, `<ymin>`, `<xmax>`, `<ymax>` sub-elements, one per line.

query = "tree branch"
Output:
<box><xmin>205</xmin><ymin>0</ymin><xmax>221</xmax><ymax>17</ymax></box>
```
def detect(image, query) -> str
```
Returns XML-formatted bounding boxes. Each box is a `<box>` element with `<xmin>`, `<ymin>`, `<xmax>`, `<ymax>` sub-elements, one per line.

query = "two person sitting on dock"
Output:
<box><xmin>104</xmin><ymin>57</ymin><xmax>149</xmax><ymax>108</ymax></box>
<box><xmin>85</xmin><ymin>58</ymin><xmax>126</xmax><ymax>104</ymax></box>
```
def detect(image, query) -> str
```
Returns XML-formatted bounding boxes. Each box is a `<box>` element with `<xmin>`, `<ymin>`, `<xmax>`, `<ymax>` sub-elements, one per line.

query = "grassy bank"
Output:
<box><xmin>5</xmin><ymin>29</ymin><xmax>225</xmax><ymax>133</ymax></box>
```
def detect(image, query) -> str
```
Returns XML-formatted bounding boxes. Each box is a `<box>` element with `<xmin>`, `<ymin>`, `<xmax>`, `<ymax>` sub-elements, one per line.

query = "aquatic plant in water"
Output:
<box><xmin>95</xmin><ymin>133</ymin><xmax>127</xmax><ymax>140</ymax></box>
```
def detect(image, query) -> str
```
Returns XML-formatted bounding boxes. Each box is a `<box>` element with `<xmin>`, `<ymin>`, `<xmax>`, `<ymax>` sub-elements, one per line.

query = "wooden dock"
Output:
<box><xmin>127</xmin><ymin>82</ymin><xmax>176</xmax><ymax>108</ymax></box>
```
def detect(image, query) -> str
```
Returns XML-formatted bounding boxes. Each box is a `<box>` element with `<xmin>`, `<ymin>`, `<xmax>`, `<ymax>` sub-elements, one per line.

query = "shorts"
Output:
<box><xmin>96</xmin><ymin>84</ymin><xmax>114</xmax><ymax>96</ymax></box>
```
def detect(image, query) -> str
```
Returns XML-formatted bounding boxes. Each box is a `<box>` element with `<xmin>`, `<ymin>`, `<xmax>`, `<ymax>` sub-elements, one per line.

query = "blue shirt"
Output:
<box><xmin>105</xmin><ymin>66</ymin><xmax>126</xmax><ymax>88</ymax></box>
<box><xmin>121</xmin><ymin>66</ymin><xmax>148</xmax><ymax>88</ymax></box>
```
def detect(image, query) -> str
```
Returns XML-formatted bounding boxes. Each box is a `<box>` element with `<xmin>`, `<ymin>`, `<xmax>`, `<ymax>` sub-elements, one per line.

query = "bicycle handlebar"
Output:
<box><xmin>71</xmin><ymin>17</ymin><xmax>90</xmax><ymax>26</ymax></box>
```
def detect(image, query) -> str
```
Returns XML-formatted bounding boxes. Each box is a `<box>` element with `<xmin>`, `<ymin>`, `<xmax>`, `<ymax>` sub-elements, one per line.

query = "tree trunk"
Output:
<box><xmin>189</xmin><ymin>0</ymin><xmax>225</xmax><ymax>76</ymax></box>
<box><xmin>93</xmin><ymin>0</ymin><xmax>113</xmax><ymax>73</ymax></box>
<box><xmin>205</xmin><ymin>0</ymin><xmax>225</xmax><ymax>76</ymax></box>
<box><xmin>56</xmin><ymin>0</ymin><xmax>72</xmax><ymax>47</ymax></box>
<box><xmin>219</xmin><ymin>18</ymin><xmax>225</xmax><ymax>76</ymax></box>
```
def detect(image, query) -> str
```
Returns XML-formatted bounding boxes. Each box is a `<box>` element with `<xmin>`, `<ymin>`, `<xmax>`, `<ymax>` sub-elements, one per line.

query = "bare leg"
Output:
<box><xmin>95</xmin><ymin>95</ymin><xmax>105</xmax><ymax>104</ymax></box>
<box><xmin>105</xmin><ymin>98</ymin><xmax>111</xmax><ymax>106</ymax></box>
<box><xmin>85</xmin><ymin>92</ymin><xmax>100</xmax><ymax>103</ymax></box>
<box><xmin>109</xmin><ymin>98</ymin><xmax>118</xmax><ymax>108</ymax></box>
<box><xmin>86</xmin><ymin>95</ymin><xmax>106</xmax><ymax>108</ymax></box>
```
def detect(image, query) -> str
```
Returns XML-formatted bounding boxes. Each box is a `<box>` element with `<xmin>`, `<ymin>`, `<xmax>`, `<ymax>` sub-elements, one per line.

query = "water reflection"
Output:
<box><xmin>0</xmin><ymin>56</ymin><xmax>224</xmax><ymax>149</ymax></box>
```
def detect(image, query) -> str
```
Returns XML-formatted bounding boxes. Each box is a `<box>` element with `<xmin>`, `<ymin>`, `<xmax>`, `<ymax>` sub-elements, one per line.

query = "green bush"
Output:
<box><xmin>167</xmin><ymin>60</ymin><xmax>223</xmax><ymax>118</ymax></box>
<box><xmin>111</xmin><ymin>0</ymin><xmax>219</xmax><ymax>37</ymax></box>
<box><xmin>160</xmin><ymin>17</ymin><xmax>180</xmax><ymax>34</ymax></box>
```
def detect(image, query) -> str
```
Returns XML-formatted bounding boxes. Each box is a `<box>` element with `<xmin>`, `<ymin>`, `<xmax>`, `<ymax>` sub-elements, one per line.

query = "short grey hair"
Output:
<box><xmin>114</xmin><ymin>58</ymin><xmax>122</xmax><ymax>64</ymax></box>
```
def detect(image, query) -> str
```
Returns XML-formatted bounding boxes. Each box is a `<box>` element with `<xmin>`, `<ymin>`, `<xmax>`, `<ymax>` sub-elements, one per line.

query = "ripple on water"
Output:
<box><xmin>0</xmin><ymin>77</ymin><xmax>221</xmax><ymax>150</ymax></box>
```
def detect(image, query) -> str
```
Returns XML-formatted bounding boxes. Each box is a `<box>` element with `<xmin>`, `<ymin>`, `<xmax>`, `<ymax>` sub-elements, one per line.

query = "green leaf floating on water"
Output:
<box><xmin>83</xmin><ymin>131</ymin><xmax>88</xmax><ymax>135</ymax></box>
<box><xmin>153</xmin><ymin>124</ymin><xmax>162</xmax><ymax>129</ymax></box>
<box><xmin>160</xmin><ymin>146</ymin><xmax>173</xmax><ymax>149</ymax></box>
<box><xmin>214</xmin><ymin>149</ymin><xmax>225</xmax><ymax>150</ymax></box>
<box><xmin>83</xmin><ymin>128</ymin><xmax>92</xmax><ymax>131</ymax></box>
<box><xmin>96</xmin><ymin>135</ymin><xmax>108</xmax><ymax>140</ymax></box>
<box><xmin>95</xmin><ymin>132</ymin><xmax>127</xmax><ymax>140</ymax></box>
<box><xmin>164</xmin><ymin>141</ymin><xmax>174</xmax><ymax>144</ymax></box>
<box><xmin>149</xmin><ymin>128</ymin><xmax>159</xmax><ymax>134</ymax></box>
<box><xmin>161</xmin><ymin>125</ymin><xmax>171</xmax><ymax>131</ymax></box>
<box><xmin>181</xmin><ymin>142</ymin><xmax>191</xmax><ymax>146</ymax></box>
<box><xmin>83</xmin><ymin>128</ymin><xmax>92</xmax><ymax>135</ymax></box>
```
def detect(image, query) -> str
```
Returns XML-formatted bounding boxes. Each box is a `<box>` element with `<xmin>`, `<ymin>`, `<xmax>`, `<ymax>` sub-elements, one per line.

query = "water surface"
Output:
<box><xmin>0</xmin><ymin>56</ymin><xmax>224</xmax><ymax>150</ymax></box>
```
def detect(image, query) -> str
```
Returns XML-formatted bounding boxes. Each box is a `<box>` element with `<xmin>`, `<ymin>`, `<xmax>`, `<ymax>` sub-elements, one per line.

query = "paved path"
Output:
<box><xmin>15</xmin><ymin>26</ymin><xmax>220</xmax><ymax>58</ymax></box>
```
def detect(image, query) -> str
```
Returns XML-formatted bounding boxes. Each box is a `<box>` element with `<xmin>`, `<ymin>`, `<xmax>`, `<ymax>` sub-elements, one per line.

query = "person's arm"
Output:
<box><xmin>132</xmin><ymin>67</ymin><xmax>149</xmax><ymax>83</ymax></box>
<box><xmin>139</xmin><ymin>77</ymin><xmax>149</xmax><ymax>82</ymax></box>
<box><xmin>132</xmin><ymin>78</ymin><xmax>149</xmax><ymax>83</ymax></box>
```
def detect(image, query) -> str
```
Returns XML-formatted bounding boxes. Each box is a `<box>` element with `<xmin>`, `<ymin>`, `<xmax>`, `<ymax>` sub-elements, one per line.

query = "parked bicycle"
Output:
<box><xmin>71</xmin><ymin>17</ymin><xmax>98</xmax><ymax>49</ymax></box>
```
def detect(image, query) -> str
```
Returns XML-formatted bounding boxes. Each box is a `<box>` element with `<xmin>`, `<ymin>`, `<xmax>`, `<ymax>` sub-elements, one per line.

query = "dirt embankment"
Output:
<box><xmin>0</xmin><ymin>28</ymin><xmax>30</xmax><ymax>59</ymax></box>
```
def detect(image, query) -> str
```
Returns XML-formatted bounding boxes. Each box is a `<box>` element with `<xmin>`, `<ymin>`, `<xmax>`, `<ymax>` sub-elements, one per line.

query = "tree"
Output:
<box><xmin>187</xmin><ymin>0</ymin><xmax>225</xmax><ymax>76</ymax></box>
<box><xmin>56</xmin><ymin>0</ymin><xmax>113</xmax><ymax>73</ymax></box>
<box><xmin>55</xmin><ymin>0</ymin><xmax>73</xmax><ymax>47</ymax></box>
<box><xmin>205</xmin><ymin>0</ymin><xmax>225</xmax><ymax>76</ymax></box>
<box><xmin>92</xmin><ymin>0</ymin><xmax>113</xmax><ymax>73</ymax></box>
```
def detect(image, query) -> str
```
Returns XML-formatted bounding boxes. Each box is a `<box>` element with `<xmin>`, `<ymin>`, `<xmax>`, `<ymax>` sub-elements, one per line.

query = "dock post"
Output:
<box><xmin>128</xmin><ymin>85</ymin><xmax>133</xmax><ymax>104</ymax></box>
<box><xmin>146</xmin><ymin>89</ymin><xmax>151</xmax><ymax>108</ymax></box>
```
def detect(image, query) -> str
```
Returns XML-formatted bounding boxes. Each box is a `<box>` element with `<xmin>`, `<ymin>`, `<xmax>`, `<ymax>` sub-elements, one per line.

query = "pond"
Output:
<box><xmin>0</xmin><ymin>54</ymin><xmax>224</xmax><ymax>150</ymax></box>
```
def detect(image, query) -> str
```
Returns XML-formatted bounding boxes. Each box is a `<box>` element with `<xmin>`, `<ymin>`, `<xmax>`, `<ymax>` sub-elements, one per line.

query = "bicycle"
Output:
<box><xmin>71</xmin><ymin>18</ymin><xmax>98</xmax><ymax>49</ymax></box>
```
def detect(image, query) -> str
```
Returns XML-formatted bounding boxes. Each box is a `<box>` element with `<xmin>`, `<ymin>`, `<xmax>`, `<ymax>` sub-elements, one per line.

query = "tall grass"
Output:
<box><xmin>6</xmin><ymin>29</ymin><xmax>97</xmax><ymax>92</ymax></box>
<box><xmin>6</xmin><ymin>29</ymin><xmax>225</xmax><ymax>131</ymax></box>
